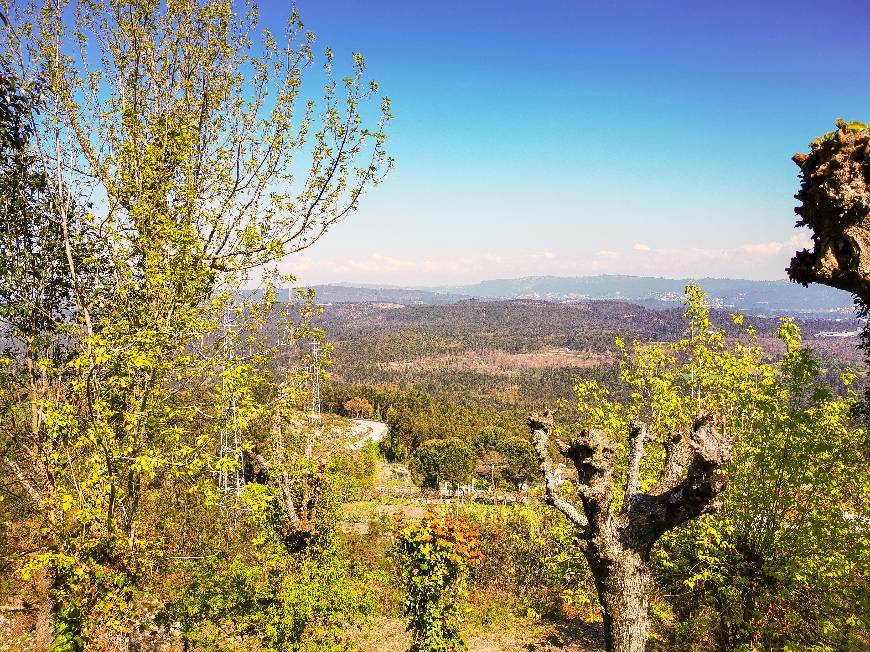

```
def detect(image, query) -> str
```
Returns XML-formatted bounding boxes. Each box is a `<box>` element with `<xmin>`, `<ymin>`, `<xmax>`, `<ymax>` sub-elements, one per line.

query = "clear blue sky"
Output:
<box><xmin>261</xmin><ymin>0</ymin><xmax>870</xmax><ymax>286</ymax></box>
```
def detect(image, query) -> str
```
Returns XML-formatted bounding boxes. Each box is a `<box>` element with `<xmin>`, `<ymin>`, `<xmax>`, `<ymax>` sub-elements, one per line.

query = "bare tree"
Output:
<box><xmin>529</xmin><ymin>411</ymin><xmax>730</xmax><ymax>652</ymax></box>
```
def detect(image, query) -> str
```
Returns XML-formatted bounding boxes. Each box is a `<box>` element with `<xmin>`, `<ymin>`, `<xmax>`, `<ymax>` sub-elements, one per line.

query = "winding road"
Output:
<box><xmin>347</xmin><ymin>419</ymin><xmax>389</xmax><ymax>451</ymax></box>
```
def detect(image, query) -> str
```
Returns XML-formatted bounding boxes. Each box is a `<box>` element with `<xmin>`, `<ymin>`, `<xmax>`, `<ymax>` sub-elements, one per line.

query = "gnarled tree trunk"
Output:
<box><xmin>788</xmin><ymin>121</ymin><xmax>870</xmax><ymax>302</ymax></box>
<box><xmin>789</xmin><ymin>121</ymin><xmax>870</xmax><ymax>416</ymax></box>
<box><xmin>530</xmin><ymin>414</ymin><xmax>730</xmax><ymax>652</ymax></box>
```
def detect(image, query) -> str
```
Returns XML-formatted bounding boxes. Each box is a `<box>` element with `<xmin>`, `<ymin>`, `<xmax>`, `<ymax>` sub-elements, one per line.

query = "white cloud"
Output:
<box><xmin>739</xmin><ymin>233</ymin><xmax>811</xmax><ymax>257</ymax></box>
<box><xmin>280</xmin><ymin>233</ymin><xmax>814</xmax><ymax>286</ymax></box>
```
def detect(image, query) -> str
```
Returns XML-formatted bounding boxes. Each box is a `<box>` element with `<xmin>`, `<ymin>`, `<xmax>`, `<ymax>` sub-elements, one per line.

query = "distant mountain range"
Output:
<box><xmin>308</xmin><ymin>284</ymin><xmax>465</xmax><ymax>305</ymax></box>
<box><xmin>306</xmin><ymin>275</ymin><xmax>857</xmax><ymax>317</ymax></box>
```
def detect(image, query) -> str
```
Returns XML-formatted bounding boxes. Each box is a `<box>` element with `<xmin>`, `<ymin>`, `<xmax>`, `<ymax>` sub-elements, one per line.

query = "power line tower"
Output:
<box><xmin>218</xmin><ymin>393</ymin><xmax>245</xmax><ymax>502</ymax></box>
<box><xmin>308</xmin><ymin>338</ymin><xmax>323</xmax><ymax>427</ymax></box>
<box><xmin>306</xmin><ymin>338</ymin><xmax>323</xmax><ymax>457</ymax></box>
<box><xmin>218</xmin><ymin>306</ymin><xmax>245</xmax><ymax>504</ymax></box>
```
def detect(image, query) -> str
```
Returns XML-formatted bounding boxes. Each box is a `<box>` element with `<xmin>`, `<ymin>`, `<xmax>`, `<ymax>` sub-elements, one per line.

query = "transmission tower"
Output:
<box><xmin>304</xmin><ymin>338</ymin><xmax>323</xmax><ymax>457</ymax></box>
<box><xmin>308</xmin><ymin>338</ymin><xmax>323</xmax><ymax>427</ymax></box>
<box><xmin>218</xmin><ymin>306</ymin><xmax>245</xmax><ymax>503</ymax></box>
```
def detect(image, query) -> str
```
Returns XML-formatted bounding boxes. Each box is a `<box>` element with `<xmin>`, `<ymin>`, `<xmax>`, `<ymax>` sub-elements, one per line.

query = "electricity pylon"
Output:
<box><xmin>305</xmin><ymin>338</ymin><xmax>323</xmax><ymax>457</ymax></box>
<box><xmin>308</xmin><ymin>339</ymin><xmax>322</xmax><ymax>426</ymax></box>
<box><xmin>218</xmin><ymin>306</ymin><xmax>245</xmax><ymax>504</ymax></box>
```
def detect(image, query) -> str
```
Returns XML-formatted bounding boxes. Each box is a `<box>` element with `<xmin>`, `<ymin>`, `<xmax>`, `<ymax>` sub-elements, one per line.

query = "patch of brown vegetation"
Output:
<box><xmin>382</xmin><ymin>347</ymin><xmax>610</xmax><ymax>375</ymax></box>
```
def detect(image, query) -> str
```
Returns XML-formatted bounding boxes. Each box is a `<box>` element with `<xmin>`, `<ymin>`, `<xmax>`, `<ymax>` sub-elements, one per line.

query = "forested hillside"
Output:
<box><xmin>319</xmin><ymin>298</ymin><xmax>861</xmax><ymax>408</ymax></box>
<box><xmin>0</xmin><ymin>0</ymin><xmax>867</xmax><ymax>651</ymax></box>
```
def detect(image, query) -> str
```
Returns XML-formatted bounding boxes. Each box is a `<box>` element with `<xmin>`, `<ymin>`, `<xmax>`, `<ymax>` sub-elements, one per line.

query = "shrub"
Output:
<box><xmin>394</xmin><ymin>511</ymin><xmax>482</xmax><ymax>652</ymax></box>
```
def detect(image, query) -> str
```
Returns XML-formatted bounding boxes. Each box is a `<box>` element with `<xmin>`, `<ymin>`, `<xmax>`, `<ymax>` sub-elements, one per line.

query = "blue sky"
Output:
<box><xmin>262</xmin><ymin>0</ymin><xmax>870</xmax><ymax>286</ymax></box>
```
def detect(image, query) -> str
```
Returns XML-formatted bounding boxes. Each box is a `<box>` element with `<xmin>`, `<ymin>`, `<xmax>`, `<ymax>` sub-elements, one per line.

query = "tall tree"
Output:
<box><xmin>0</xmin><ymin>61</ymin><xmax>105</xmax><ymax>651</ymax></box>
<box><xmin>0</xmin><ymin>0</ymin><xmax>391</xmax><ymax>646</ymax></box>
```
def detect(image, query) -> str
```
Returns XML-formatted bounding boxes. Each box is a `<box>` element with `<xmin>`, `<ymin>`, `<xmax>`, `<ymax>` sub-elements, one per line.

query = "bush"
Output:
<box><xmin>161</xmin><ymin>552</ymin><xmax>373</xmax><ymax>651</ymax></box>
<box><xmin>394</xmin><ymin>511</ymin><xmax>481</xmax><ymax>652</ymax></box>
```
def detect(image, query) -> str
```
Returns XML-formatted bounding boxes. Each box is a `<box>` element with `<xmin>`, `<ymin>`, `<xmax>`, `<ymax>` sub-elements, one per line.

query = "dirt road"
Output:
<box><xmin>347</xmin><ymin>419</ymin><xmax>388</xmax><ymax>451</ymax></box>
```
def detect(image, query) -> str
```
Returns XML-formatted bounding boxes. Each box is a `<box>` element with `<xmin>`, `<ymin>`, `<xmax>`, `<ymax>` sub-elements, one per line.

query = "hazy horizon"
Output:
<box><xmin>287</xmin><ymin>234</ymin><xmax>813</xmax><ymax>287</ymax></box>
<box><xmin>302</xmin><ymin>272</ymin><xmax>828</xmax><ymax>291</ymax></box>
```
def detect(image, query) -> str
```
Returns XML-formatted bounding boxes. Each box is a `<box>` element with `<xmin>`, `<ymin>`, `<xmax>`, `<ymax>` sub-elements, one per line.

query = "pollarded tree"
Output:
<box><xmin>788</xmin><ymin>120</ymin><xmax>870</xmax><ymax>416</ymax></box>
<box><xmin>529</xmin><ymin>286</ymin><xmax>748</xmax><ymax>652</ymax></box>
<box><xmin>253</xmin><ymin>293</ymin><xmax>337</xmax><ymax>552</ymax></box>
<box><xmin>529</xmin><ymin>414</ymin><xmax>730</xmax><ymax>652</ymax></box>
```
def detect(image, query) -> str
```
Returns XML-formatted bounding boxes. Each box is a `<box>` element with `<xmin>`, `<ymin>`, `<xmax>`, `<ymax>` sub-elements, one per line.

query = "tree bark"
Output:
<box><xmin>788</xmin><ymin>123</ymin><xmax>870</xmax><ymax>417</ymax></box>
<box><xmin>788</xmin><ymin>123</ymin><xmax>870</xmax><ymax>303</ymax></box>
<box><xmin>593</xmin><ymin>551</ymin><xmax>651</xmax><ymax>652</ymax></box>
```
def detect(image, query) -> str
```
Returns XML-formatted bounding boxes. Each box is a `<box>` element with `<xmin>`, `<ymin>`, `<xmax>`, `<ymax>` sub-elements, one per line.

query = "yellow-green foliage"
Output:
<box><xmin>654</xmin><ymin>319</ymin><xmax>868</xmax><ymax>650</ymax></box>
<box><xmin>570</xmin><ymin>284</ymin><xmax>765</xmax><ymax>505</ymax></box>
<box><xmin>817</xmin><ymin>118</ymin><xmax>870</xmax><ymax>142</ymax></box>
<box><xmin>562</xmin><ymin>285</ymin><xmax>867</xmax><ymax>648</ymax></box>
<box><xmin>572</xmin><ymin>285</ymin><xmax>868</xmax><ymax>650</ymax></box>
<box><xmin>0</xmin><ymin>0</ymin><xmax>391</xmax><ymax>646</ymax></box>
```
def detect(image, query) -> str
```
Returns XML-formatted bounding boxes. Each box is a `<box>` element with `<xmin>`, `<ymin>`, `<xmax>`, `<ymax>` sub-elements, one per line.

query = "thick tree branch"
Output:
<box><xmin>651</xmin><ymin>428</ymin><xmax>695</xmax><ymax>495</ymax></box>
<box><xmin>4</xmin><ymin>457</ymin><xmax>43</xmax><ymax>509</ymax></box>
<box><xmin>528</xmin><ymin>411</ymin><xmax>587</xmax><ymax>530</ymax></box>
<box><xmin>623</xmin><ymin>419</ymin><xmax>647</xmax><ymax>511</ymax></box>
<box><xmin>628</xmin><ymin>415</ymin><xmax>731</xmax><ymax>547</ymax></box>
<box><xmin>561</xmin><ymin>427</ymin><xmax>616</xmax><ymax>520</ymax></box>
